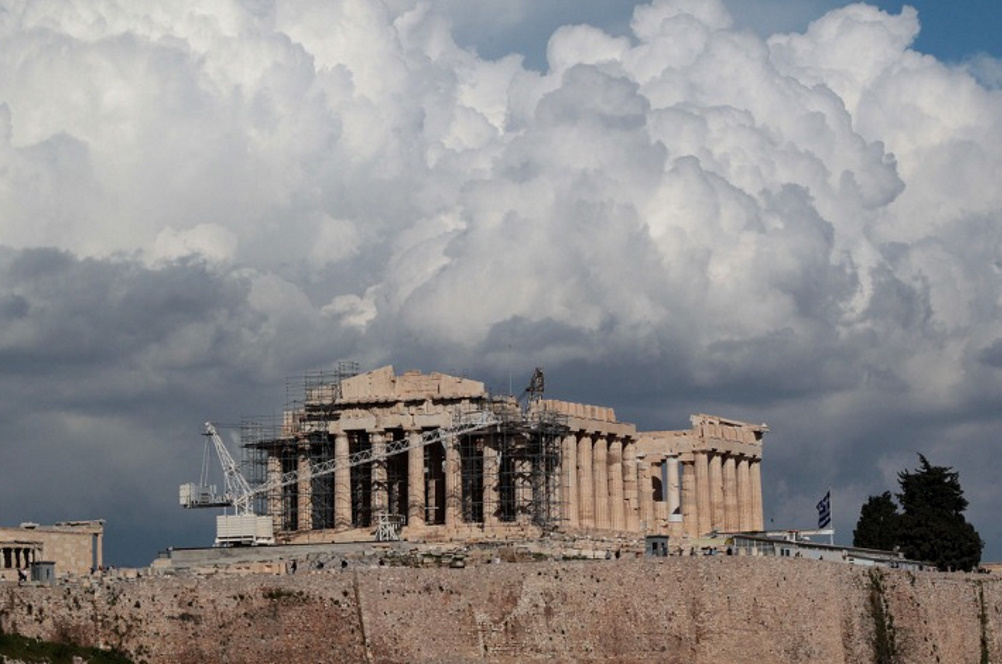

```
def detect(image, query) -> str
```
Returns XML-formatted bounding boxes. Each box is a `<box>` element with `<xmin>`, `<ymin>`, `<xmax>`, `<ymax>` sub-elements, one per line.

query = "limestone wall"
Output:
<box><xmin>0</xmin><ymin>523</ymin><xmax>100</xmax><ymax>580</ymax></box>
<box><xmin>2</xmin><ymin>557</ymin><xmax>999</xmax><ymax>663</ymax></box>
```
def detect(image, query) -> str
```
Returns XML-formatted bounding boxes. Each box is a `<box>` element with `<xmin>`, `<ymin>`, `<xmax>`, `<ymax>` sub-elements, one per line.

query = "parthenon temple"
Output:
<box><xmin>241</xmin><ymin>365</ymin><xmax>767</xmax><ymax>544</ymax></box>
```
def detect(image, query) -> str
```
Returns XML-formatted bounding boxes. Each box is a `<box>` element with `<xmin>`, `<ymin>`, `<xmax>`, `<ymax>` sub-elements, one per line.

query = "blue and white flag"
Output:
<box><xmin>816</xmin><ymin>490</ymin><xmax>832</xmax><ymax>529</ymax></box>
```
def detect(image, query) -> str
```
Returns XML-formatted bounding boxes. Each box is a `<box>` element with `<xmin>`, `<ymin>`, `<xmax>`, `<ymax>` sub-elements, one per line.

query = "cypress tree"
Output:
<box><xmin>852</xmin><ymin>455</ymin><xmax>983</xmax><ymax>571</ymax></box>
<box><xmin>853</xmin><ymin>491</ymin><xmax>900</xmax><ymax>551</ymax></box>
<box><xmin>895</xmin><ymin>455</ymin><xmax>982</xmax><ymax>572</ymax></box>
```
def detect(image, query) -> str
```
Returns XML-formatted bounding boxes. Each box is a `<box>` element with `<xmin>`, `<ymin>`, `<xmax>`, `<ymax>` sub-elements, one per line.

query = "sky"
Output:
<box><xmin>1</xmin><ymin>0</ymin><xmax>1001</xmax><ymax>567</ymax></box>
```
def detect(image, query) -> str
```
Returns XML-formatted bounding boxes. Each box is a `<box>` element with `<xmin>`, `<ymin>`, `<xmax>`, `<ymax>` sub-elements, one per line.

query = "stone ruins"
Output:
<box><xmin>0</xmin><ymin>521</ymin><xmax>104</xmax><ymax>580</ymax></box>
<box><xmin>241</xmin><ymin>365</ymin><xmax>767</xmax><ymax>545</ymax></box>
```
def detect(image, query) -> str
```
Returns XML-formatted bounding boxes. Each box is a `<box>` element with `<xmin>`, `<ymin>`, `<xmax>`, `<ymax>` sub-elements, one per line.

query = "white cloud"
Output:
<box><xmin>153</xmin><ymin>224</ymin><xmax>238</xmax><ymax>265</ymax></box>
<box><xmin>2</xmin><ymin>0</ymin><xmax>1002</xmax><ymax>563</ymax></box>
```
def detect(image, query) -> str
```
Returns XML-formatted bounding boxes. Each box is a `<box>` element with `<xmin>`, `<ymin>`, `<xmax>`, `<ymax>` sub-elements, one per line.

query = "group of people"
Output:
<box><xmin>287</xmin><ymin>558</ymin><xmax>351</xmax><ymax>574</ymax></box>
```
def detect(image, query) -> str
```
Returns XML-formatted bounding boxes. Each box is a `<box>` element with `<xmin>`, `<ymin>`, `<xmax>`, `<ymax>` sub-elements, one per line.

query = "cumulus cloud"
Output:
<box><xmin>2</xmin><ymin>0</ymin><xmax>1002</xmax><ymax>563</ymax></box>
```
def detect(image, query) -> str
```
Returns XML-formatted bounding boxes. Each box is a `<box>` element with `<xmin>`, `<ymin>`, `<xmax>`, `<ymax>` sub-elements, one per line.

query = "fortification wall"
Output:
<box><xmin>1</xmin><ymin>557</ymin><xmax>999</xmax><ymax>663</ymax></box>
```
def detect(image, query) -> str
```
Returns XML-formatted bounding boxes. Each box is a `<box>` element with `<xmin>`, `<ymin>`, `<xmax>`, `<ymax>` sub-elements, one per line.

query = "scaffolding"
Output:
<box><xmin>461</xmin><ymin>399</ymin><xmax>568</xmax><ymax>531</ymax></box>
<box><xmin>238</xmin><ymin>364</ymin><xmax>570</xmax><ymax>541</ymax></box>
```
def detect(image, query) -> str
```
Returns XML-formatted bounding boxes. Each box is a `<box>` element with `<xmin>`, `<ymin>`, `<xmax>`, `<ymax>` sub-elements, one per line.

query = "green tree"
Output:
<box><xmin>895</xmin><ymin>454</ymin><xmax>983</xmax><ymax>572</ymax></box>
<box><xmin>853</xmin><ymin>491</ymin><xmax>900</xmax><ymax>550</ymax></box>
<box><xmin>852</xmin><ymin>455</ymin><xmax>983</xmax><ymax>572</ymax></box>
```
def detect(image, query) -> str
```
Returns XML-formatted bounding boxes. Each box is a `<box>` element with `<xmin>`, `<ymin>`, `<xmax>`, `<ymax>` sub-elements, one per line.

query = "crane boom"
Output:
<box><xmin>206</xmin><ymin>422</ymin><xmax>255</xmax><ymax>514</ymax></box>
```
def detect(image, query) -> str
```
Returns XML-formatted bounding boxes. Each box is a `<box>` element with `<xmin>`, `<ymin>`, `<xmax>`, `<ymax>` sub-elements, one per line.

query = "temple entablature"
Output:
<box><xmin>336</xmin><ymin>366</ymin><xmax>487</xmax><ymax>404</ymax></box>
<box><xmin>533</xmin><ymin>398</ymin><xmax>636</xmax><ymax>438</ymax></box>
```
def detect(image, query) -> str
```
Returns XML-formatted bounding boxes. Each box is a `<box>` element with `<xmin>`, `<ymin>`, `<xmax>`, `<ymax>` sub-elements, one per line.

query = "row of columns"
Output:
<box><xmin>274</xmin><ymin>428</ymin><xmax>562</xmax><ymax>533</ymax></box>
<box><xmin>688</xmin><ymin>452</ymin><xmax>763</xmax><ymax>536</ymax></box>
<box><xmin>270</xmin><ymin>429</ymin><xmax>764</xmax><ymax>538</ymax></box>
<box><xmin>558</xmin><ymin>432</ymin><xmax>764</xmax><ymax>535</ymax></box>
<box><xmin>282</xmin><ymin>428</ymin><xmax>448</xmax><ymax>531</ymax></box>
<box><xmin>1</xmin><ymin>546</ymin><xmax>39</xmax><ymax>570</ymax></box>
<box><xmin>562</xmin><ymin>432</ymin><xmax>642</xmax><ymax>532</ymax></box>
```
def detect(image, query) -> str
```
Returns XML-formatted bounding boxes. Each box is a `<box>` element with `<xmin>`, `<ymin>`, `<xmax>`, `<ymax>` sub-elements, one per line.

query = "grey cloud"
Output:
<box><xmin>1</xmin><ymin>0</ymin><xmax>1001</xmax><ymax>565</ymax></box>
<box><xmin>977</xmin><ymin>340</ymin><xmax>1002</xmax><ymax>368</ymax></box>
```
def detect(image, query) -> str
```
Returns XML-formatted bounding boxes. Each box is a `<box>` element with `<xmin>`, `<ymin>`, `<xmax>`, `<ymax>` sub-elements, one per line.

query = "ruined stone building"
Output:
<box><xmin>239</xmin><ymin>365</ymin><xmax>766</xmax><ymax>545</ymax></box>
<box><xmin>0</xmin><ymin>521</ymin><xmax>104</xmax><ymax>580</ymax></box>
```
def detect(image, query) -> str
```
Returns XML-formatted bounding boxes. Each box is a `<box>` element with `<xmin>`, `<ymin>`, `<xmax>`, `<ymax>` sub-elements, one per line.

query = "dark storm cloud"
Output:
<box><xmin>1</xmin><ymin>0</ymin><xmax>1001</xmax><ymax>564</ymax></box>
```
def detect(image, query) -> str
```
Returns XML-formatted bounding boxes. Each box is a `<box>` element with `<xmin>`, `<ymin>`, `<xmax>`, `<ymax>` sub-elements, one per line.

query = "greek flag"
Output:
<box><xmin>816</xmin><ymin>490</ymin><xmax>832</xmax><ymax>529</ymax></box>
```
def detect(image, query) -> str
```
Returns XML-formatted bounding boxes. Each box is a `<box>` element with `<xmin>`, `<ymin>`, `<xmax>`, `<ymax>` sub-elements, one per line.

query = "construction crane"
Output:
<box><xmin>179</xmin><ymin>423</ymin><xmax>254</xmax><ymax>513</ymax></box>
<box><xmin>180</xmin><ymin>410</ymin><xmax>500</xmax><ymax>546</ymax></box>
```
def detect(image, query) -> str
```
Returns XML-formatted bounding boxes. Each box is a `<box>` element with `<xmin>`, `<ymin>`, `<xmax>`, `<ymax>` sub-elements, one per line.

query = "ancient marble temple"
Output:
<box><xmin>245</xmin><ymin>366</ymin><xmax>766</xmax><ymax>544</ymax></box>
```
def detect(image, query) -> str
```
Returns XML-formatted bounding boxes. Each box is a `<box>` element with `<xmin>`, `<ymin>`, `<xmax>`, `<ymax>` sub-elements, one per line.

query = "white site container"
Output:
<box><xmin>179</xmin><ymin>483</ymin><xmax>219</xmax><ymax>508</ymax></box>
<box><xmin>215</xmin><ymin>514</ymin><xmax>275</xmax><ymax>546</ymax></box>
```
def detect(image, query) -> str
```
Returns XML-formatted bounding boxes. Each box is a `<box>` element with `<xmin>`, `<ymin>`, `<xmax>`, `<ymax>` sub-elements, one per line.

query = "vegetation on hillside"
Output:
<box><xmin>0</xmin><ymin>629</ymin><xmax>134</xmax><ymax>664</ymax></box>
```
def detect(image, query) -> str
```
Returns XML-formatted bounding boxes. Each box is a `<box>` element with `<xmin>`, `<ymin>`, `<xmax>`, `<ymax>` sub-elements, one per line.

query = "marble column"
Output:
<box><xmin>667</xmin><ymin>455</ymin><xmax>682</xmax><ymax>523</ymax></box>
<box><xmin>709</xmin><ymin>453</ymin><xmax>724</xmax><ymax>531</ymax></box>
<box><xmin>737</xmin><ymin>457</ymin><xmax>752</xmax><ymax>531</ymax></box>
<box><xmin>592</xmin><ymin>435</ymin><xmax>609</xmax><ymax>530</ymax></box>
<box><xmin>682</xmin><ymin>460</ymin><xmax>697</xmax><ymax>537</ymax></box>
<box><xmin>638</xmin><ymin>458</ymin><xmax>654</xmax><ymax>532</ymax></box>
<box><xmin>695</xmin><ymin>452</ymin><xmax>711</xmax><ymax>536</ymax></box>
<box><xmin>751</xmin><ymin>460</ymin><xmax>764</xmax><ymax>531</ymax></box>
<box><xmin>723</xmin><ymin>455</ymin><xmax>738</xmax><ymax>531</ymax></box>
<box><xmin>515</xmin><ymin>436</ymin><xmax>532</xmax><ymax>524</ymax></box>
<box><xmin>267</xmin><ymin>454</ymin><xmax>282</xmax><ymax>523</ymax></box>
<box><xmin>334</xmin><ymin>433</ymin><xmax>351</xmax><ymax>530</ymax></box>
<box><xmin>577</xmin><ymin>433</ymin><xmax>594</xmax><ymax>528</ymax></box>
<box><xmin>444</xmin><ymin>438</ymin><xmax>461</xmax><ymax>527</ymax></box>
<box><xmin>407</xmin><ymin>430</ymin><xmax>425</xmax><ymax>527</ymax></box>
<box><xmin>623</xmin><ymin>439</ymin><xmax>639</xmax><ymax>531</ymax></box>
<box><xmin>297</xmin><ymin>443</ymin><xmax>312</xmax><ymax>531</ymax></box>
<box><xmin>371</xmin><ymin>431</ymin><xmax>388</xmax><ymax>517</ymax></box>
<box><xmin>608</xmin><ymin>437</ymin><xmax>625</xmax><ymax>531</ymax></box>
<box><xmin>563</xmin><ymin>433</ymin><xmax>579</xmax><ymax>528</ymax></box>
<box><xmin>95</xmin><ymin>533</ymin><xmax>103</xmax><ymax>571</ymax></box>
<box><xmin>483</xmin><ymin>434</ymin><xmax>499</xmax><ymax>526</ymax></box>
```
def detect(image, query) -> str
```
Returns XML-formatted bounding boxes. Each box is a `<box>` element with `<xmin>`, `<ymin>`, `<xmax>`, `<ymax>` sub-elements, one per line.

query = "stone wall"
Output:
<box><xmin>2</xmin><ymin>557</ymin><xmax>1000</xmax><ymax>663</ymax></box>
<box><xmin>0</xmin><ymin>522</ymin><xmax>102</xmax><ymax>581</ymax></box>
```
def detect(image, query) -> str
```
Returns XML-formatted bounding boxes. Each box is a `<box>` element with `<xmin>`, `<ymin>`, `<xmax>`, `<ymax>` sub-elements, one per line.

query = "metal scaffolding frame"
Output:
<box><xmin>238</xmin><ymin>365</ymin><xmax>570</xmax><ymax>540</ymax></box>
<box><xmin>460</xmin><ymin>400</ymin><xmax>568</xmax><ymax>531</ymax></box>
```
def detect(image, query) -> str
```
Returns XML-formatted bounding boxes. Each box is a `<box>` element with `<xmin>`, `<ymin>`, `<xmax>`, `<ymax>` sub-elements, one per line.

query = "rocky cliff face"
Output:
<box><xmin>1</xmin><ymin>557</ymin><xmax>998</xmax><ymax>663</ymax></box>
